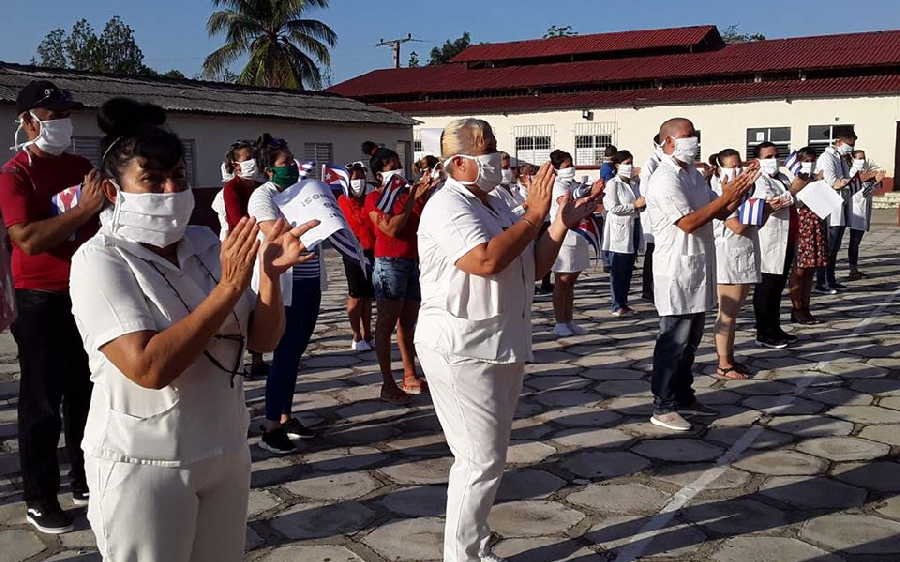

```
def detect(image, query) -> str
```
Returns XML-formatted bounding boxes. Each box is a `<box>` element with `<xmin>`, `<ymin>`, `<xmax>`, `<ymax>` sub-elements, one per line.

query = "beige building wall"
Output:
<box><xmin>413</xmin><ymin>94</ymin><xmax>900</xmax><ymax>183</ymax></box>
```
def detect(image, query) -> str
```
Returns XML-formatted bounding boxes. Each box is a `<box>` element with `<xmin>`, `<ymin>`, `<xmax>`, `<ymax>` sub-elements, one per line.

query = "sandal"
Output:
<box><xmin>402</xmin><ymin>377</ymin><xmax>429</xmax><ymax>395</ymax></box>
<box><xmin>714</xmin><ymin>365</ymin><xmax>750</xmax><ymax>380</ymax></box>
<box><xmin>732</xmin><ymin>361</ymin><xmax>753</xmax><ymax>375</ymax></box>
<box><xmin>380</xmin><ymin>386</ymin><xmax>411</xmax><ymax>405</ymax></box>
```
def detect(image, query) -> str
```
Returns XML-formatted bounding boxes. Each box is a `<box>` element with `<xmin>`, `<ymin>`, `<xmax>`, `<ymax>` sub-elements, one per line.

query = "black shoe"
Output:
<box><xmin>813</xmin><ymin>285</ymin><xmax>837</xmax><ymax>295</ymax></box>
<box><xmin>756</xmin><ymin>336</ymin><xmax>788</xmax><ymax>349</ymax></box>
<box><xmin>26</xmin><ymin>502</ymin><xmax>73</xmax><ymax>534</ymax></box>
<box><xmin>831</xmin><ymin>283</ymin><xmax>847</xmax><ymax>290</ymax></box>
<box><xmin>72</xmin><ymin>489</ymin><xmax>89</xmax><ymax>507</ymax></box>
<box><xmin>247</xmin><ymin>361</ymin><xmax>269</xmax><ymax>379</ymax></box>
<box><xmin>282</xmin><ymin>417</ymin><xmax>317</xmax><ymax>440</ymax></box>
<box><xmin>775</xmin><ymin>331</ymin><xmax>799</xmax><ymax>344</ymax></box>
<box><xmin>259</xmin><ymin>427</ymin><xmax>297</xmax><ymax>455</ymax></box>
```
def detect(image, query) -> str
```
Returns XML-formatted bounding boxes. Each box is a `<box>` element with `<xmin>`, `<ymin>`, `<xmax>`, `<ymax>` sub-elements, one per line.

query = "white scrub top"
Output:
<box><xmin>211</xmin><ymin>188</ymin><xmax>228</xmax><ymax>241</ymax></box>
<box><xmin>601</xmin><ymin>175</ymin><xmax>643</xmax><ymax>254</ymax></box>
<box><xmin>639</xmin><ymin>152</ymin><xmax>663</xmax><ymax>244</ymax></box>
<box><xmin>848</xmin><ymin>178</ymin><xmax>875</xmax><ymax>231</ymax></box>
<box><xmin>416</xmin><ymin>178</ymin><xmax>535</xmax><ymax>364</ymax></box>
<box><xmin>645</xmin><ymin>156</ymin><xmax>717</xmax><ymax>317</ymax></box>
<box><xmin>710</xmin><ymin>175</ymin><xmax>761</xmax><ymax>284</ymax></box>
<box><xmin>816</xmin><ymin>147</ymin><xmax>851</xmax><ymax>227</ymax></box>
<box><xmin>489</xmin><ymin>183</ymin><xmax>526</xmax><ymax>217</ymax></box>
<box><xmin>752</xmin><ymin>172</ymin><xmax>794</xmax><ymax>275</ymax></box>
<box><xmin>71</xmin><ymin>224</ymin><xmax>254</xmax><ymax>467</ymax></box>
<box><xmin>550</xmin><ymin>178</ymin><xmax>582</xmax><ymax>247</ymax></box>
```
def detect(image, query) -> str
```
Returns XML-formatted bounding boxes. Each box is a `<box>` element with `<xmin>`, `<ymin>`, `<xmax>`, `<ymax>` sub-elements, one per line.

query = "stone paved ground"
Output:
<box><xmin>0</xmin><ymin>219</ymin><xmax>898</xmax><ymax>562</ymax></box>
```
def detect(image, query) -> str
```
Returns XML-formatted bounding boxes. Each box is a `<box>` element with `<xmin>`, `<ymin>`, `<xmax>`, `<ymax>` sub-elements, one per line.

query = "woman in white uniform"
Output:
<box><xmin>602</xmin><ymin>150</ymin><xmax>645</xmax><ymax>316</ymax></box>
<box><xmin>708</xmin><ymin>149</ymin><xmax>762</xmax><ymax>379</ymax></box>
<box><xmin>846</xmin><ymin>149</ymin><xmax>885</xmax><ymax>281</ymax></box>
<box><xmin>69</xmin><ymin>98</ymin><xmax>315</xmax><ymax>561</ymax></box>
<box><xmin>416</xmin><ymin>119</ymin><xmax>599</xmax><ymax>562</ymax></box>
<box><xmin>549</xmin><ymin>150</ymin><xmax>601</xmax><ymax>336</ymax></box>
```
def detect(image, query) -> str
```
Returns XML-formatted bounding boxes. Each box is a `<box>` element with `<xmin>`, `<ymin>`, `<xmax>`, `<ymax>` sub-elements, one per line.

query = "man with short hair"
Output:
<box><xmin>0</xmin><ymin>80</ymin><xmax>105</xmax><ymax>533</ymax></box>
<box><xmin>815</xmin><ymin>132</ymin><xmax>855</xmax><ymax>293</ymax></box>
<box><xmin>645</xmin><ymin>118</ymin><xmax>757</xmax><ymax>431</ymax></box>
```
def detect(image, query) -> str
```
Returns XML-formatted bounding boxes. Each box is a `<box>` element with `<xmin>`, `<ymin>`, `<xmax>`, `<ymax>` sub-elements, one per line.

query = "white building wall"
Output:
<box><xmin>412</xmin><ymin>94</ymin><xmax>900</xmax><ymax>183</ymax></box>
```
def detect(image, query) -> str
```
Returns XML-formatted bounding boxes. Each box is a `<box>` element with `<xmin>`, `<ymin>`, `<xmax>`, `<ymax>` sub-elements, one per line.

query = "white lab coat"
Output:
<box><xmin>711</xmin><ymin>175</ymin><xmax>761</xmax><ymax>284</ymax></box>
<box><xmin>639</xmin><ymin>151</ymin><xmax>663</xmax><ymax>244</ymax></box>
<box><xmin>601</xmin><ymin>175</ymin><xmax>643</xmax><ymax>254</ymax></box>
<box><xmin>848</xmin><ymin>177</ymin><xmax>875</xmax><ymax>231</ymax></box>
<box><xmin>752</xmin><ymin>172</ymin><xmax>794</xmax><ymax>275</ymax></box>
<box><xmin>211</xmin><ymin>188</ymin><xmax>228</xmax><ymax>240</ymax></box>
<box><xmin>489</xmin><ymin>183</ymin><xmax>526</xmax><ymax>217</ymax></box>
<box><xmin>816</xmin><ymin>146</ymin><xmax>851</xmax><ymax>227</ymax></box>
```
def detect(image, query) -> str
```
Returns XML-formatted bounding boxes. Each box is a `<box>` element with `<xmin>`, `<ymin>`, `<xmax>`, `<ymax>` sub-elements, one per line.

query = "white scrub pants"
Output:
<box><xmin>85</xmin><ymin>447</ymin><xmax>251</xmax><ymax>562</ymax></box>
<box><xmin>418</xmin><ymin>346</ymin><xmax>525</xmax><ymax>562</ymax></box>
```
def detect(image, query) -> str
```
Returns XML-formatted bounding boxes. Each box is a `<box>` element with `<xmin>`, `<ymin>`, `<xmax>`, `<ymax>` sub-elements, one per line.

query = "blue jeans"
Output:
<box><xmin>265</xmin><ymin>277</ymin><xmax>321</xmax><ymax>421</ymax></box>
<box><xmin>609</xmin><ymin>251</ymin><xmax>636</xmax><ymax>311</ymax></box>
<box><xmin>652</xmin><ymin>313</ymin><xmax>704</xmax><ymax>414</ymax></box>
<box><xmin>374</xmin><ymin>257</ymin><xmax>421</xmax><ymax>301</ymax></box>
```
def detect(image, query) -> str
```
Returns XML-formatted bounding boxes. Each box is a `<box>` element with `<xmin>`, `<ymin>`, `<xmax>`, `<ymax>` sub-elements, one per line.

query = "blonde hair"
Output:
<box><xmin>440</xmin><ymin>118</ymin><xmax>496</xmax><ymax>160</ymax></box>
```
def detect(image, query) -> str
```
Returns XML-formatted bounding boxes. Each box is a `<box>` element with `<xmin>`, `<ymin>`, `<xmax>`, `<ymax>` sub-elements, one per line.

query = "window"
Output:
<box><xmin>574</xmin><ymin>122</ymin><xmax>616</xmax><ymax>166</ymax></box>
<box><xmin>396</xmin><ymin>140</ymin><xmax>412</xmax><ymax>173</ymax></box>
<box><xmin>303</xmin><ymin>142</ymin><xmax>333</xmax><ymax>179</ymax></box>
<box><xmin>70</xmin><ymin>136</ymin><xmax>102</xmax><ymax>167</ymax></box>
<box><xmin>514</xmin><ymin>124</ymin><xmax>555</xmax><ymax>165</ymax></box>
<box><xmin>746</xmin><ymin>127</ymin><xmax>791</xmax><ymax>159</ymax></box>
<box><xmin>181</xmin><ymin>140</ymin><xmax>197</xmax><ymax>187</ymax></box>
<box><xmin>413</xmin><ymin>139</ymin><xmax>422</xmax><ymax>152</ymax></box>
<box><xmin>694</xmin><ymin>130</ymin><xmax>702</xmax><ymax>162</ymax></box>
<box><xmin>808</xmin><ymin>124</ymin><xmax>855</xmax><ymax>157</ymax></box>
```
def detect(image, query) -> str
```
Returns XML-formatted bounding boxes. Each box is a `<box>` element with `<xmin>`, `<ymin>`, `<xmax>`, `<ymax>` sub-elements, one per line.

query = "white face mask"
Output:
<box><xmin>799</xmin><ymin>162</ymin><xmax>814</xmax><ymax>175</ymax></box>
<box><xmin>720</xmin><ymin>166</ymin><xmax>742</xmax><ymax>181</ymax></box>
<box><xmin>500</xmin><ymin>168</ymin><xmax>513</xmax><ymax>184</ymax></box>
<box><xmin>617</xmin><ymin>164</ymin><xmax>633</xmax><ymax>178</ymax></box>
<box><xmin>851</xmin><ymin>158</ymin><xmax>866</xmax><ymax>170</ymax></box>
<box><xmin>221</xmin><ymin>162</ymin><xmax>235</xmax><ymax>183</ymax></box>
<box><xmin>12</xmin><ymin>112</ymin><xmax>73</xmax><ymax>155</ymax></box>
<box><xmin>104</xmin><ymin>181</ymin><xmax>195</xmax><ymax>247</ymax></box>
<box><xmin>672</xmin><ymin>136</ymin><xmax>699</xmax><ymax>164</ymax></box>
<box><xmin>350</xmin><ymin>178</ymin><xmax>366</xmax><ymax>196</ymax></box>
<box><xmin>836</xmin><ymin>143</ymin><xmax>853</xmax><ymax>155</ymax></box>
<box><xmin>445</xmin><ymin>152</ymin><xmax>503</xmax><ymax>193</ymax></box>
<box><xmin>237</xmin><ymin>158</ymin><xmax>260</xmax><ymax>180</ymax></box>
<box><xmin>556</xmin><ymin>166</ymin><xmax>576</xmax><ymax>182</ymax></box>
<box><xmin>379</xmin><ymin>168</ymin><xmax>405</xmax><ymax>186</ymax></box>
<box><xmin>759</xmin><ymin>158</ymin><xmax>779</xmax><ymax>176</ymax></box>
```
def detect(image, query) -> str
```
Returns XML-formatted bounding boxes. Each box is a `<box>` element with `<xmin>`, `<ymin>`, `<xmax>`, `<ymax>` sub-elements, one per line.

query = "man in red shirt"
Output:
<box><xmin>0</xmin><ymin>81</ymin><xmax>105</xmax><ymax>533</ymax></box>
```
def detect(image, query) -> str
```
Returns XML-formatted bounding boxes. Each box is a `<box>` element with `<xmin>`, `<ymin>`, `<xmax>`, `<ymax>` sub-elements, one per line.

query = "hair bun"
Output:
<box><xmin>98</xmin><ymin>97</ymin><xmax>167</xmax><ymax>137</ymax></box>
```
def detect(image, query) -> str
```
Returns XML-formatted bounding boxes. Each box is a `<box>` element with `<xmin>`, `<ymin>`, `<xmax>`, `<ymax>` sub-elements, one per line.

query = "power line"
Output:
<box><xmin>376</xmin><ymin>33</ymin><xmax>425</xmax><ymax>68</ymax></box>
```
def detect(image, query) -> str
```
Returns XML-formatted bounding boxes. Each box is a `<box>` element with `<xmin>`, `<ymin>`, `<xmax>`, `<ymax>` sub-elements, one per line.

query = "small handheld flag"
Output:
<box><xmin>572</xmin><ymin>214</ymin><xmax>603</xmax><ymax>259</ymax></box>
<box><xmin>375</xmin><ymin>175</ymin><xmax>409</xmax><ymax>214</ymax></box>
<box><xmin>295</xmin><ymin>160</ymin><xmax>316</xmax><ymax>179</ymax></box>
<box><xmin>322</xmin><ymin>165</ymin><xmax>350</xmax><ymax>197</ymax></box>
<box><xmin>738</xmin><ymin>197</ymin><xmax>766</xmax><ymax>226</ymax></box>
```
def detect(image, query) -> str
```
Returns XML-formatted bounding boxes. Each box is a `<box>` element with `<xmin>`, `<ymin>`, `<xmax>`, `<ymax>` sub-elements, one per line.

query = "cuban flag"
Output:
<box><xmin>295</xmin><ymin>160</ymin><xmax>316</xmax><ymax>179</ymax></box>
<box><xmin>572</xmin><ymin>214</ymin><xmax>603</xmax><ymax>259</ymax></box>
<box><xmin>322</xmin><ymin>165</ymin><xmax>350</xmax><ymax>197</ymax></box>
<box><xmin>51</xmin><ymin>184</ymin><xmax>81</xmax><ymax>241</ymax></box>
<box><xmin>784</xmin><ymin>151</ymin><xmax>801</xmax><ymax>176</ymax></box>
<box><xmin>738</xmin><ymin>197</ymin><xmax>766</xmax><ymax>226</ymax></box>
<box><xmin>330</xmin><ymin>227</ymin><xmax>371</xmax><ymax>277</ymax></box>
<box><xmin>375</xmin><ymin>174</ymin><xmax>409</xmax><ymax>214</ymax></box>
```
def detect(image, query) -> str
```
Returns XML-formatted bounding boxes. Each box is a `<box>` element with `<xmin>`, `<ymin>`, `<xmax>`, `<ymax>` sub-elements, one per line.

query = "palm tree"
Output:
<box><xmin>202</xmin><ymin>0</ymin><xmax>337</xmax><ymax>90</ymax></box>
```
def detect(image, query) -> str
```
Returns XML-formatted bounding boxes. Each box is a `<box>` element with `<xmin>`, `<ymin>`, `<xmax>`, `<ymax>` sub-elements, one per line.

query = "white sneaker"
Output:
<box><xmin>611</xmin><ymin>309</ymin><xmax>624</xmax><ymax>317</ymax></box>
<box><xmin>650</xmin><ymin>411</ymin><xmax>692</xmax><ymax>431</ymax></box>
<box><xmin>354</xmin><ymin>339</ymin><xmax>373</xmax><ymax>352</ymax></box>
<box><xmin>349</xmin><ymin>339</ymin><xmax>359</xmax><ymax>351</ymax></box>
<box><xmin>553</xmin><ymin>323</ymin><xmax>574</xmax><ymax>337</ymax></box>
<box><xmin>568</xmin><ymin>323</ymin><xmax>587</xmax><ymax>335</ymax></box>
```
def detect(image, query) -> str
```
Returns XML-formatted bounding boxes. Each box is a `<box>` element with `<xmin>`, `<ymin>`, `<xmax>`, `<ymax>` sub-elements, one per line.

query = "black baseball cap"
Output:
<box><xmin>15</xmin><ymin>80</ymin><xmax>83</xmax><ymax>115</ymax></box>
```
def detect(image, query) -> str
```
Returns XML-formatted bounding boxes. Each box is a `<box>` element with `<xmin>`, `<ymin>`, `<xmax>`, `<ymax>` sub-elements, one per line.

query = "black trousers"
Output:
<box><xmin>816</xmin><ymin>225</ymin><xmax>846</xmax><ymax>288</ymax></box>
<box><xmin>651</xmin><ymin>313</ymin><xmax>704</xmax><ymax>414</ymax></box>
<box><xmin>642</xmin><ymin>242</ymin><xmax>655</xmax><ymax>300</ymax></box>
<box><xmin>11</xmin><ymin>289</ymin><xmax>92</xmax><ymax>505</ymax></box>
<box><xmin>754</xmin><ymin>245</ymin><xmax>796</xmax><ymax>339</ymax></box>
<box><xmin>848</xmin><ymin>229</ymin><xmax>865</xmax><ymax>269</ymax></box>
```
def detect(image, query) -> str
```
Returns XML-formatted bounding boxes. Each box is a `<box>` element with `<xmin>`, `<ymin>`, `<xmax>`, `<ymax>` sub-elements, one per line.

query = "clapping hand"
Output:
<box><xmin>260</xmin><ymin>217</ymin><xmax>320</xmax><ymax>277</ymax></box>
<box><xmin>522</xmin><ymin>162</ymin><xmax>556</xmax><ymax>224</ymax></box>
<box><xmin>220</xmin><ymin>217</ymin><xmax>261</xmax><ymax>292</ymax></box>
<box><xmin>721</xmin><ymin>166</ymin><xmax>760</xmax><ymax>212</ymax></box>
<box><xmin>557</xmin><ymin>192</ymin><xmax>601</xmax><ymax>229</ymax></box>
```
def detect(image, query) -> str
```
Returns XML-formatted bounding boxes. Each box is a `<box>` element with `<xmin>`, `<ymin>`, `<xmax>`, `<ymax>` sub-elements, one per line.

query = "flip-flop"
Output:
<box><xmin>380</xmin><ymin>388</ymin><xmax>411</xmax><ymax>405</ymax></box>
<box><xmin>402</xmin><ymin>378</ymin><xmax>429</xmax><ymax>395</ymax></box>
<box><xmin>714</xmin><ymin>366</ymin><xmax>750</xmax><ymax>380</ymax></box>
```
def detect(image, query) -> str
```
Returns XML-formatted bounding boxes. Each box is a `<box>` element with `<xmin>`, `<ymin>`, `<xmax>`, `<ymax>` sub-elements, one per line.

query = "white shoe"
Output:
<box><xmin>553</xmin><ymin>323</ymin><xmax>574</xmax><ymax>337</ymax></box>
<box><xmin>349</xmin><ymin>339</ymin><xmax>359</xmax><ymax>351</ymax></box>
<box><xmin>568</xmin><ymin>323</ymin><xmax>587</xmax><ymax>335</ymax></box>
<box><xmin>353</xmin><ymin>339</ymin><xmax>372</xmax><ymax>352</ymax></box>
<box><xmin>650</xmin><ymin>411</ymin><xmax>692</xmax><ymax>431</ymax></box>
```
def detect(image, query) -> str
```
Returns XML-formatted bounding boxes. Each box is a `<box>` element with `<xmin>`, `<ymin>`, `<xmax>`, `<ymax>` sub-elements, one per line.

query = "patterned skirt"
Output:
<box><xmin>795</xmin><ymin>207</ymin><xmax>828</xmax><ymax>269</ymax></box>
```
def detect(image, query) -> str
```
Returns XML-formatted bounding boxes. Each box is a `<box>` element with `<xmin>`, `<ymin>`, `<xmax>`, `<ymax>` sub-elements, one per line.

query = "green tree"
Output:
<box><xmin>97</xmin><ymin>16</ymin><xmax>147</xmax><ymax>75</ymax></box>
<box><xmin>35</xmin><ymin>28</ymin><xmax>67</xmax><ymax>68</ymax></box>
<box><xmin>162</xmin><ymin>69</ymin><xmax>187</xmax><ymax>79</ymax></box>
<box><xmin>408</xmin><ymin>51</ymin><xmax>420</xmax><ymax>67</ymax></box>
<box><xmin>35</xmin><ymin>16</ymin><xmax>149</xmax><ymax>75</ymax></box>
<box><xmin>721</xmin><ymin>25</ymin><xmax>766</xmax><ymax>44</ymax></box>
<box><xmin>429</xmin><ymin>32</ymin><xmax>471</xmax><ymax>65</ymax></box>
<box><xmin>202</xmin><ymin>0</ymin><xmax>337</xmax><ymax>90</ymax></box>
<box><xmin>544</xmin><ymin>25</ymin><xmax>577</xmax><ymax>39</ymax></box>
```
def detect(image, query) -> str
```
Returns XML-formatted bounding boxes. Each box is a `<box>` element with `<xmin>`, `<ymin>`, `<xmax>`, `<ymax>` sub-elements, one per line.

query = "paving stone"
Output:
<box><xmin>585</xmin><ymin>514</ymin><xmax>706</xmax><ymax>557</ymax></box>
<box><xmin>593</xmin><ymin>379</ymin><xmax>650</xmax><ymax>397</ymax></box>
<box><xmin>59</xmin><ymin>528</ymin><xmax>97</xmax><ymax>548</ymax></box>
<box><xmin>506</xmin><ymin>440</ymin><xmax>556</xmax><ymax>464</ymax></box>
<box><xmin>603</xmin><ymin>396</ymin><xmax>652</xmax><ymax>415</ymax></box>
<box><xmin>380</xmin><ymin>457</ymin><xmax>452</xmax><ymax>485</ymax></box>
<box><xmin>795</xmin><ymin>436</ymin><xmax>891</xmax><ymax>461</ymax></box>
<box><xmin>497</xmin><ymin>468</ymin><xmax>566</xmax><ymax>500</ymax></box>
<box><xmin>246</xmin><ymin>526</ymin><xmax>264</xmax><ymax>550</ymax></box>
<box><xmin>875</xmin><ymin>495</ymin><xmax>900</xmax><ymax>519</ymax></box>
<box><xmin>326</xmin><ymin>424</ymin><xmax>401</xmax><ymax>445</ymax></box>
<box><xmin>0</xmin><ymin>529</ymin><xmax>46</xmax><ymax>561</ymax></box>
<box><xmin>580</xmin><ymin>367</ymin><xmax>646</xmax><ymax>381</ymax></box>
<box><xmin>378</xmin><ymin>485</ymin><xmax>446</xmax><ymax>517</ymax></box>
<box><xmin>334</xmin><ymin>400</ymin><xmax>411</xmax><ymax>423</ymax></box>
<box><xmin>828</xmin><ymin>405</ymin><xmax>900</xmax><ymax>424</ymax></box>
<box><xmin>533</xmin><ymin>389</ymin><xmax>601</xmax><ymax>408</ymax></box>
<box><xmin>524</xmin><ymin>375</ymin><xmax>591</xmax><ymax>392</ymax></box>
<box><xmin>268</xmin><ymin>501</ymin><xmax>376</xmax><ymax>539</ymax></box>
<box><xmin>683</xmin><ymin>498</ymin><xmax>786</xmax><ymax>535</ymax></box>
<box><xmin>806</xmin><ymin>387</ymin><xmax>874</xmax><ymax>406</ymax></box>
<box><xmin>765</xmin><ymin>415</ymin><xmax>854</xmax><ymax>437</ymax></box>
<box><xmin>850</xmin><ymin>377</ymin><xmax>900</xmax><ymax>395</ymax></box>
<box><xmin>822</xmin><ymin>363</ymin><xmax>889</xmax><ymax>378</ymax></box>
<box><xmin>724</xmin><ymin>379</ymin><xmax>795</xmax><ymax>395</ymax></box>
<box><xmin>248</xmin><ymin>489</ymin><xmax>281</xmax><ymax>517</ymax></box>
<box><xmin>536</xmin><ymin>407</ymin><xmax>623</xmax><ymax>427</ymax></box>
<box><xmin>832</xmin><ymin>461</ymin><xmax>900</xmax><ymax>491</ymax></box>
<box><xmin>740</xmin><ymin>395</ymin><xmax>825</xmax><ymax>415</ymax></box>
<box><xmin>304</xmin><ymin>447</ymin><xmax>387</xmax><ymax>472</ymax></box>
<box><xmin>487</xmin><ymin>500</ymin><xmax>584</xmax><ymax>537</ymax></box>
<box><xmin>759</xmin><ymin>475</ymin><xmax>867</xmax><ymax>509</ymax></box>
<box><xmin>650</xmin><ymin>463</ymin><xmax>751</xmax><ymax>490</ymax></box>
<box><xmin>258</xmin><ymin>545</ymin><xmax>364</xmax><ymax>561</ymax></box>
<box><xmin>704</xmin><ymin>427</ymin><xmax>794</xmax><ymax>450</ymax></box>
<box><xmin>551</xmin><ymin>427</ymin><xmax>632</xmax><ymax>450</ymax></box>
<box><xmin>858</xmin><ymin>424</ymin><xmax>900</xmax><ymax>446</ymax></box>
<box><xmin>800</xmin><ymin>514</ymin><xmax>900</xmax><ymax>554</ymax></box>
<box><xmin>733</xmin><ymin>450</ymin><xmax>827</xmax><ymax>475</ymax></box>
<box><xmin>567</xmin><ymin>483</ymin><xmax>670</xmax><ymax>514</ymax></box>
<box><xmin>880</xmin><ymin>395</ymin><xmax>900</xmax><ymax>410</ymax></box>
<box><xmin>44</xmin><ymin>551</ymin><xmax>102</xmax><ymax>561</ymax></box>
<box><xmin>711</xmin><ymin>536</ymin><xmax>840</xmax><ymax>562</ymax></box>
<box><xmin>631</xmin><ymin>439</ymin><xmax>724</xmax><ymax>462</ymax></box>
<box><xmin>509</xmin><ymin>418</ymin><xmax>554</xmax><ymax>441</ymax></box>
<box><xmin>283</xmin><ymin>470</ymin><xmax>381</xmax><ymax>501</ymax></box>
<box><xmin>492</xmin><ymin>537</ymin><xmax>597</xmax><ymax>561</ymax></box>
<box><xmin>384</xmin><ymin>433</ymin><xmax>451</xmax><ymax>457</ymax></box>
<box><xmin>692</xmin><ymin>389</ymin><xmax>743</xmax><ymax>405</ymax></box>
<box><xmin>560</xmin><ymin>451</ymin><xmax>650</xmax><ymax>479</ymax></box>
<box><xmin>362</xmin><ymin>517</ymin><xmax>444</xmax><ymax>561</ymax></box>
<box><xmin>708</xmin><ymin>407</ymin><xmax>764</xmax><ymax>427</ymax></box>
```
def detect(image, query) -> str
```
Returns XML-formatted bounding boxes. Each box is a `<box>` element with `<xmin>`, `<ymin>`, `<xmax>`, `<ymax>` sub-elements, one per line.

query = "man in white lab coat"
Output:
<box><xmin>814</xmin><ymin>131</ymin><xmax>855</xmax><ymax>293</ymax></box>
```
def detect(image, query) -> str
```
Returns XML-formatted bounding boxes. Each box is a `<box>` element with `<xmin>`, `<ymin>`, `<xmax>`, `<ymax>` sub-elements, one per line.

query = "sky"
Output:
<box><xmin>4</xmin><ymin>0</ymin><xmax>900</xmax><ymax>87</ymax></box>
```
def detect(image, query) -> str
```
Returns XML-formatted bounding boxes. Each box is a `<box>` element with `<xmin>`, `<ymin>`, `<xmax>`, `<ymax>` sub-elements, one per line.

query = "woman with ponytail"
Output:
<box><xmin>69</xmin><ymin>98</ymin><xmax>316</xmax><ymax>561</ymax></box>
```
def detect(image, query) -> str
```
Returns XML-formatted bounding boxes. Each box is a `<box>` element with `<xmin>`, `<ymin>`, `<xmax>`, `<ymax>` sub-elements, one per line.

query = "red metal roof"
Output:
<box><xmin>373</xmin><ymin>75</ymin><xmax>900</xmax><ymax>115</ymax></box>
<box><xmin>450</xmin><ymin>25</ymin><xmax>719</xmax><ymax>63</ymax></box>
<box><xmin>328</xmin><ymin>28</ymin><xmax>900</xmax><ymax>99</ymax></box>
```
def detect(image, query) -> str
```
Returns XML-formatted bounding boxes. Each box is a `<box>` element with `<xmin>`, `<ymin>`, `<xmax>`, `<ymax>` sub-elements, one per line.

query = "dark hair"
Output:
<box><xmin>852</xmin><ymin>149</ymin><xmax>866</xmax><ymax>158</ymax></box>
<box><xmin>348</xmin><ymin>163</ymin><xmax>367</xmax><ymax>179</ymax></box>
<box><xmin>603</xmin><ymin>145</ymin><xmax>618</xmax><ymax>158</ymax></box>
<box><xmin>369</xmin><ymin>147</ymin><xmax>400</xmax><ymax>173</ymax></box>
<box><xmin>753</xmin><ymin>142</ymin><xmax>777</xmax><ymax>158</ymax></box>
<box><xmin>98</xmin><ymin>97</ymin><xmax>183</xmax><ymax>180</ymax></box>
<box><xmin>415</xmin><ymin>154</ymin><xmax>440</xmax><ymax>174</ymax></box>
<box><xmin>549</xmin><ymin>150</ymin><xmax>572</xmax><ymax>169</ymax></box>
<box><xmin>709</xmin><ymin>148</ymin><xmax>740</xmax><ymax>167</ymax></box>
<box><xmin>361</xmin><ymin>141</ymin><xmax>378</xmax><ymax>156</ymax></box>
<box><xmin>256</xmin><ymin>133</ymin><xmax>291</xmax><ymax>169</ymax></box>
<box><xmin>652</xmin><ymin>134</ymin><xmax>660</xmax><ymax>144</ymax></box>
<box><xmin>796</xmin><ymin>146</ymin><xmax>818</xmax><ymax>161</ymax></box>
<box><xmin>224</xmin><ymin>139</ymin><xmax>255</xmax><ymax>168</ymax></box>
<box><xmin>611</xmin><ymin>150</ymin><xmax>633</xmax><ymax>165</ymax></box>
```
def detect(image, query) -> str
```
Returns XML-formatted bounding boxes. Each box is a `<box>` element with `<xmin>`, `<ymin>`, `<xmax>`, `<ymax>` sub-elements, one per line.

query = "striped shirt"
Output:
<box><xmin>247</xmin><ymin>181</ymin><xmax>322</xmax><ymax>280</ymax></box>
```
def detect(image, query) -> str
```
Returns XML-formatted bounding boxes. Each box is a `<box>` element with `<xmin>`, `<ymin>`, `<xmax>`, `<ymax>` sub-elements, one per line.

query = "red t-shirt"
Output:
<box><xmin>222</xmin><ymin>177</ymin><xmax>261</xmax><ymax>231</ymax></box>
<box><xmin>338</xmin><ymin>194</ymin><xmax>375</xmax><ymax>251</ymax></box>
<box><xmin>0</xmin><ymin>150</ymin><xmax>97</xmax><ymax>291</ymax></box>
<box><xmin>364</xmin><ymin>190</ymin><xmax>422</xmax><ymax>260</ymax></box>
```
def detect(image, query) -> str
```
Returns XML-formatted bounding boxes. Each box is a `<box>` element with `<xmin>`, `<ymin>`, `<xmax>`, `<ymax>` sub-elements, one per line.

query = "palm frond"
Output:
<box><xmin>283</xmin><ymin>18</ymin><xmax>337</xmax><ymax>47</ymax></box>
<box><xmin>201</xmin><ymin>41</ymin><xmax>247</xmax><ymax>79</ymax></box>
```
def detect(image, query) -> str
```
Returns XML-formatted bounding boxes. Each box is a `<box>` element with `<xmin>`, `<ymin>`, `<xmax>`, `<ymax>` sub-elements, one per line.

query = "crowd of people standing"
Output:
<box><xmin>0</xmin><ymin>80</ymin><xmax>885</xmax><ymax>561</ymax></box>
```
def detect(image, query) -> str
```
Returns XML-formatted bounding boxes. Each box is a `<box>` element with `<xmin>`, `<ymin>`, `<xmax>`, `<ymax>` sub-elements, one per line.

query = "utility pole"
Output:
<box><xmin>377</xmin><ymin>34</ymin><xmax>416</xmax><ymax>68</ymax></box>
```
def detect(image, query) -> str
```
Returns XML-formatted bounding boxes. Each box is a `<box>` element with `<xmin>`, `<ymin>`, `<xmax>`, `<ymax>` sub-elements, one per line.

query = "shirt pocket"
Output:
<box><xmin>675</xmin><ymin>254</ymin><xmax>705</xmax><ymax>291</ymax></box>
<box><xmin>733</xmin><ymin>251</ymin><xmax>754</xmax><ymax>274</ymax></box>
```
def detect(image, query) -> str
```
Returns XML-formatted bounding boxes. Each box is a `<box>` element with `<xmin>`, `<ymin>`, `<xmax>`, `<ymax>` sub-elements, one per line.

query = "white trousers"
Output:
<box><xmin>85</xmin><ymin>447</ymin><xmax>251</xmax><ymax>562</ymax></box>
<box><xmin>418</xmin><ymin>346</ymin><xmax>526</xmax><ymax>562</ymax></box>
